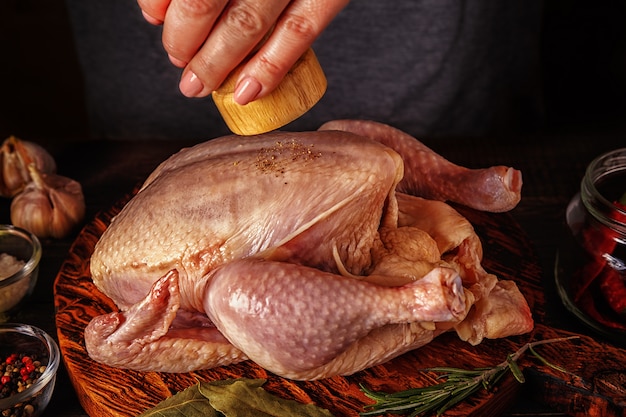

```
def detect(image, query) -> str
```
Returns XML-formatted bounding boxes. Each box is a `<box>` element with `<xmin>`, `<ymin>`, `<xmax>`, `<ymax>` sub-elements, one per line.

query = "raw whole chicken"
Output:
<box><xmin>85</xmin><ymin>120</ymin><xmax>532</xmax><ymax>380</ymax></box>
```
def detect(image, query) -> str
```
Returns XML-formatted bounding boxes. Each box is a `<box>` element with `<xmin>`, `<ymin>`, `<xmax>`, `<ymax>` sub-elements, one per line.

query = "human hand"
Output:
<box><xmin>137</xmin><ymin>0</ymin><xmax>348</xmax><ymax>104</ymax></box>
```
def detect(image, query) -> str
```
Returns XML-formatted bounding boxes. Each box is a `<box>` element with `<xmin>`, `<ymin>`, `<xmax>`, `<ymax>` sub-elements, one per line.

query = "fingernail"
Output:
<box><xmin>141</xmin><ymin>10</ymin><xmax>162</xmax><ymax>25</ymax></box>
<box><xmin>168</xmin><ymin>54</ymin><xmax>187</xmax><ymax>68</ymax></box>
<box><xmin>233</xmin><ymin>77</ymin><xmax>262</xmax><ymax>105</ymax></box>
<box><xmin>179</xmin><ymin>71</ymin><xmax>204</xmax><ymax>97</ymax></box>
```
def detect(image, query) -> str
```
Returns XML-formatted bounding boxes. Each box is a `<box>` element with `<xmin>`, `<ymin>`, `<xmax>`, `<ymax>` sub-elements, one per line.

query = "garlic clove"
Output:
<box><xmin>0</xmin><ymin>136</ymin><xmax>56</xmax><ymax>197</ymax></box>
<box><xmin>11</xmin><ymin>164</ymin><xmax>85</xmax><ymax>239</ymax></box>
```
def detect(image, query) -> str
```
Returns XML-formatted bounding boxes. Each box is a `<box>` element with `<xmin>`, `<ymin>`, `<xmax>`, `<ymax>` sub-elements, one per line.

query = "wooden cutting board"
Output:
<box><xmin>54</xmin><ymin>195</ymin><xmax>626</xmax><ymax>417</ymax></box>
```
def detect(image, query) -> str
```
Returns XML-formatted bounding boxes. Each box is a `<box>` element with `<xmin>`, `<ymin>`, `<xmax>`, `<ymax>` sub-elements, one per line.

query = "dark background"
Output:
<box><xmin>0</xmin><ymin>0</ymin><xmax>88</xmax><ymax>141</ymax></box>
<box><xmin>2</xmin><ymin>1</ymin><xmax>626</xmax><ymax>142</ymax></box>
<box><xmin>1</xmin><ymin>3</ymin><xmax>626</xmax><ymax>416</ymax></box>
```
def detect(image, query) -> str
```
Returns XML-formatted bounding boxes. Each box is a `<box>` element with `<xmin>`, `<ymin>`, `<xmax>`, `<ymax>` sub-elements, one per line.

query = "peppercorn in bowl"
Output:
<box><xmin>0</xmin><ymin>324</ymin><xmax>60</xmax><ymax>417</ymax></box>
<box><xmin>0</xmin><ymin>225</ymin><xmax>41</xmax><ymax>322</ymax></box>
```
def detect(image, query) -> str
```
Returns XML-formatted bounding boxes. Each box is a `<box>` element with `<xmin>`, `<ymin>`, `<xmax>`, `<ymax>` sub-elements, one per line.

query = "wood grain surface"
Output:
<box><xmin>212</xmin><ymin>48</ymin><xmax>327</xmax><ymax>136</ymax></box>
<box><xmin>53</xmin><ymin>195</ymin><xmax>626</xmax><ymax>417</ymax></box>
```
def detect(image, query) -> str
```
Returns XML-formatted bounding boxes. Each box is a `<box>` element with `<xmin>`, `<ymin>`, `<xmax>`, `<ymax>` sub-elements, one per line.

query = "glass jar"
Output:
<box><xmin>555</xmin><ymin>148</ymin><xmax>626</xmax><ymax>343</ymax></box>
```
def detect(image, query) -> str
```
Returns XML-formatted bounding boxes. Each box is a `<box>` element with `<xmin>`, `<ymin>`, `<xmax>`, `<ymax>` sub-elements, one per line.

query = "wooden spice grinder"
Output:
<box><xmin>212</xmin><ymin>48</ymin><xmax>327</xmax><ymax>136</ymax></box>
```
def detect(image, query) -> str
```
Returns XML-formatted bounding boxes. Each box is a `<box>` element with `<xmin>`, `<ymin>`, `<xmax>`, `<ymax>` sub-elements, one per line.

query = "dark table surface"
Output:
<box><xmin>2</xmin><ymin>132</ymin><xmax>625</xmax><ymax>416</ymax></box>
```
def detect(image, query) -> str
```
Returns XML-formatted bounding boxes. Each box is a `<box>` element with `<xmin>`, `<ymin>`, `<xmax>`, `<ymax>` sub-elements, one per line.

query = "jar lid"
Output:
<box><xmin>212</xmin><ymin>48</ymin><xmax>327</xmax><ymax>136</ymax></box>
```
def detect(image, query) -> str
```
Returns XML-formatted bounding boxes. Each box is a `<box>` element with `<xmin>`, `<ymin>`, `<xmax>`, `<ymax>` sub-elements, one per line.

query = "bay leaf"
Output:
<box><xmin>199</xmin><ymin>378</ymin><xmax>334</xmax><ymax>417</ymax></box>
<box><xmin>137</xmin><ymin>383</ymin><xmax>222</xmax><ymax>417</ymax></box>
<box><xmin>137</xmin><ymin>378</ymin><xmax>334</xmax><ymax>417</ymax></box>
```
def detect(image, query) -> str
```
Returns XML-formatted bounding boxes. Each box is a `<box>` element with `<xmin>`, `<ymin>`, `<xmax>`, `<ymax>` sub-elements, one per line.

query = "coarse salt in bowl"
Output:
<box><xmin>0</xmin><ymin>225</ymin><xmax>41</xmax><ymax>322</ymax></box>
<box><xmin>0</xmin><ymin>323</ymin><xmax>60</xmax><ymax>417</ymax></box>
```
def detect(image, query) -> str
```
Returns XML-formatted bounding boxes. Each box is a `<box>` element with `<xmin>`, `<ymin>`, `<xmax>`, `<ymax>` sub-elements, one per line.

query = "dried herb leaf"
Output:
<box><xmin>361</xmin><ymin>336</ymin><xmax>580</xmax><ymax>416</ymax></box>
<box><xmin>137</xmin><ymin>383</ymin><xmax>221</xmax><ymax>417</ymax></box>
<box><xmin>137</xmin><ymin>378</ymin><xmax>334</xmax><ymax>417</ymax></box>
<box><xmin>506</xmin><ymin>354</ymin><xmax>525</xmax><ymax>383</ymax></box>
<box><xmin>200</xmin><ymin>378</ymin><xmax>334</xmax><ymax>417</ymax></box>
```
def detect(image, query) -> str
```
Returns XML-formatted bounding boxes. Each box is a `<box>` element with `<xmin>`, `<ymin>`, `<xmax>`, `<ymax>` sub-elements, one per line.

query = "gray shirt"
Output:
<box><xmin>65</xmin><ymin>0</ymin><xmax>543</xmax><ymax>140</ymax></box>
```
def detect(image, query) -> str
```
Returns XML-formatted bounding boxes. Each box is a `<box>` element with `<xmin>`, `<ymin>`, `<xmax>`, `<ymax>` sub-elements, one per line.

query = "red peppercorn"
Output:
<box><xmin>0</xmin><ymin>352</ymin><xmax>45</xmax><ymax>401</ymax></box>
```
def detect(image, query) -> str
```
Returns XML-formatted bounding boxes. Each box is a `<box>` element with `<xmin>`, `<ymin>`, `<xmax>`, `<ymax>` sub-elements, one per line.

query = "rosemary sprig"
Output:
<box><xmin>360</xmin><ymin>336</ymin><xmax>579</xmax><ymax>417</ymax></box>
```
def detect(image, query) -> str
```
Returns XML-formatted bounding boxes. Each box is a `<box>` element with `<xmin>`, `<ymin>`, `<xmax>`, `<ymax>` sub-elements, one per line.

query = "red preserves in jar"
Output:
<box><xmin>556</xmin><ymin>148</ymin><xmax>626</xmax><ymax>343</ymax></box>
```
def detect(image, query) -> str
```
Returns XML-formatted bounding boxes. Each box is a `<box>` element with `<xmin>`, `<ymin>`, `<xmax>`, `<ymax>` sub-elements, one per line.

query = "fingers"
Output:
<box><xmin>233</xmin><ymin>0</ymin><xmax>349</xmax><ymax>104</ymax></box>
<box><xmin>141</xmin><ymin>0</ymin><xmax>349</xmax><ymax>101</ymax></box>
<box><xmin>137</xmin><ymin>0</ymin><xmax>171</xmax><ymax>24</ymax></box>
<box><xmin>162</xmin><ymin>0</ymin><xmax>229</xmax><ymax>68</ymax></box>
<box><xmin>180</xmin><ymin>0</ymin><xmax>291</xmax><ymax>97</ymax></box>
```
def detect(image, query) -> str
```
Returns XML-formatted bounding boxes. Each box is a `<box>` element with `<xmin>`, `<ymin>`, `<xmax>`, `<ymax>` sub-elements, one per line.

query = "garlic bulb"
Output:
<box><xmin>11</xmin><ymin>164</ymin><xmax>85</xmax><ymax>239</ymax></box>
<box><xmin>0</xmin><ymin>136</ymin><xmax>56</xmax><ymax>197</ymax></box>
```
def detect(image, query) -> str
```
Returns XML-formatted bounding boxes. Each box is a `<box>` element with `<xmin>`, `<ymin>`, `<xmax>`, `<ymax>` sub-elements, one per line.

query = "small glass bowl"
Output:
<box><xmin>0</xmin><ymin>225</ymin><xmax>41</xmax><ymax>322</ymax></box>
<box><xmin>0</xmin><ymin>323</ymin><xmax>60</xmax><ymax>417</ymax></box>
